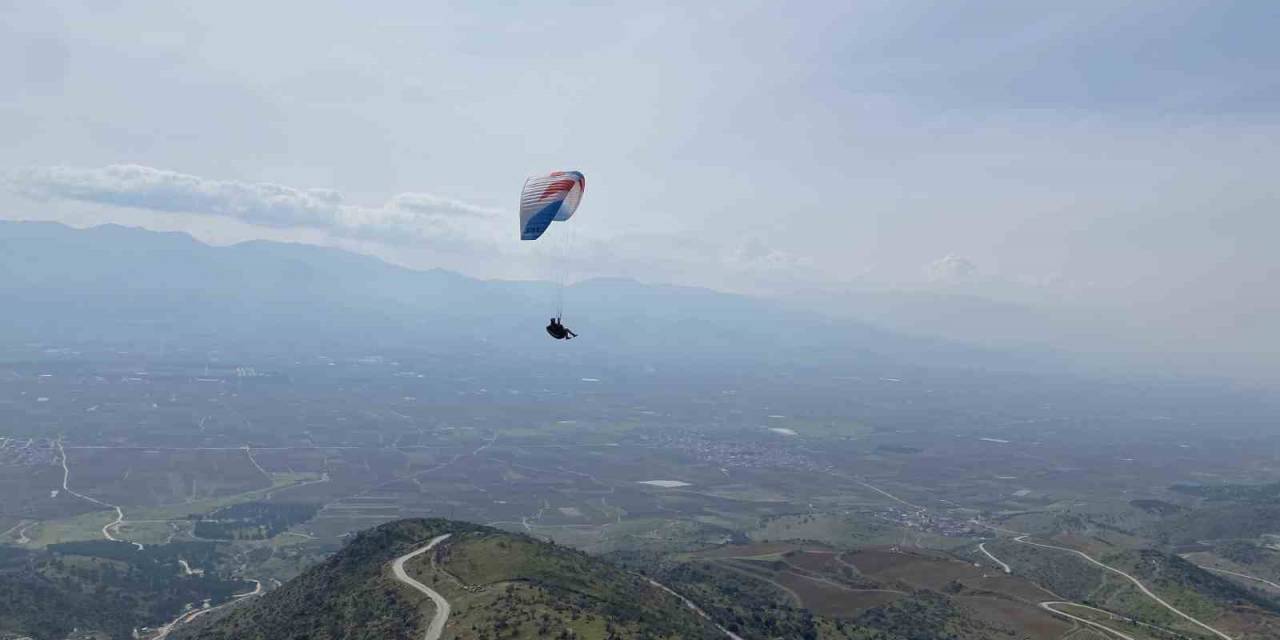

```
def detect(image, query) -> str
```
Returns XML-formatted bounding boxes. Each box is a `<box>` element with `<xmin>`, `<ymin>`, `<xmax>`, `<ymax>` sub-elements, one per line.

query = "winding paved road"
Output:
<box><xmin>57</xmin><ymin>439</ymin><xmax>143</xmax><ymax>550</ymax></box>
<box><xmin>392</xmin><ymin>534</ymin><xmax>452</xmax><ymax>640</ymax></box>
<box><xmin>977</xmin><ymin>542</ymin><xmax>1012</xmax><ymax>574</ymax></box>
<box><xmin>646</xmin><ymin>578</ymin><xmax>745</xmax><ymax>640</ymax></box>
<box><xmin>1038</xmin><ymin>602</ymin><xmax>1137</xmax><ymax>640</ymax></box>
<box><xmin>153</xmin><ymin>578</ymin><xmax>263</xmax><ymax>639</ymax></box>
<box><xmin>1015</xmin><ymin>535</ymin><xmax>1233</xmax><ymax>640</ymax></box>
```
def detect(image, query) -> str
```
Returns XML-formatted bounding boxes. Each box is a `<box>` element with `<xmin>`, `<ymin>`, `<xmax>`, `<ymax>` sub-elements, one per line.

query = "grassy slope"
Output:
<box><xmin>1103</xmin><ymin>549</ymin><xmax>1280</xmax><ymax>632</ymax></box>
<box><xmin>177</xmin><ymin>519</ymin><xmax>723</xmax><ymax>640</ymax></box>
<box><xmin>435</xmin><ymin>532</ymin><xmax>720</xmax><ymax>639</ymax></box>
<box><xmin>651</xmin><ymin>553</ymin><xmax>1034</xmax><ymax>640</ymax></box>
<box><xmin>990</xmin><ymin>535</ymin><xmax>1280</xmax><ymax>638</ymax></box>
<box><xmin>175</xmin><ymin>519</ymin><xmax>465</xmax><ymax>640</ymax></box>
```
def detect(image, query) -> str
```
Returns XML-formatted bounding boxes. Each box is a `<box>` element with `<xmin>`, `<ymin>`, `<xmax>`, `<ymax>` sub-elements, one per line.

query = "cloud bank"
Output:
<box><xmin>7</xmin><ymin>163</ymin><xmax>829</xmax><ymax>291</ymax></box>
<box><xmin>9</xmin><ymin>164</ymin><xmax>504</xmax><ymax>248</ymax></box>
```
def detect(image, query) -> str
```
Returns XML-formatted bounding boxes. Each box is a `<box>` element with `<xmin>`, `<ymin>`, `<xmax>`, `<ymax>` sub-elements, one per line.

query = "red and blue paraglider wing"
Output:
<box><xmin>520</xmin><ymin>171</ymin><xmax>585</xmax><ymax>241</ymax></box>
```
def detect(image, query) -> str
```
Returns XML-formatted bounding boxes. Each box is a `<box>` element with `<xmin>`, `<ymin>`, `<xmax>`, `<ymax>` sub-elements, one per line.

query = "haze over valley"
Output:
<box><xmin>4</xmin><ymin>2</ymin><xmax>1279</xmax><ymax>638</ymax></box>
<box><xmin>2</xmin><ymin>223</ymin><xmax>1279</xmax><ymax>639</ymax></box>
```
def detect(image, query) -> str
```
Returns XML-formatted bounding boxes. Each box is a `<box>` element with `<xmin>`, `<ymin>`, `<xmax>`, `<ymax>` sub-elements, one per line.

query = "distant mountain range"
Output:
<box><xmin>0</xmin><ymin>221</ymin><xmax>1051</xmax><ymax>375</ymax></box>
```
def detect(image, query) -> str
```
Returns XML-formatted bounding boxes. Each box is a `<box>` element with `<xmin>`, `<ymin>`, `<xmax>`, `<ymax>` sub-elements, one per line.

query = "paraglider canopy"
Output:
<box><xmin>520</xmin><ymin>171</ymin><xmax>585</xmax><ymax>240</ymax></box>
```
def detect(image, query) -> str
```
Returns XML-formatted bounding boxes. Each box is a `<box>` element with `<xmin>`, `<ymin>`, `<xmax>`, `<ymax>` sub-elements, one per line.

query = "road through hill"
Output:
<box><xmin>977</xmin><ymin>542</ymin><xmax>1012</xmax><ymax>574</ymax></box>
<box><xmin>392</xmin><ymin>534</ymin><xmax>453</xmax><ymax>640</ymax></box>
<box><xmin>1015</xmin><ymin>535</ymin><xmax>1233</xmax><ymax>640</ymax></box>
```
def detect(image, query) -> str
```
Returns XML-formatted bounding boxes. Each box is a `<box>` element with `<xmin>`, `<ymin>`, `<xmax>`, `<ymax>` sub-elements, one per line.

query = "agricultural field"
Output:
<box><xmin>5</xmin><ymin>352</ymin><xmax>1280</xmax><ymax>638</ymax></box>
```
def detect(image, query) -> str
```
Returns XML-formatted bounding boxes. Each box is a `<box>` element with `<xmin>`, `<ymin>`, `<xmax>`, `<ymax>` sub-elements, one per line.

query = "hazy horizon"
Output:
<box><xmin>3</xmin><ymin>1</ymin><xmax>1278</xmax><ymax>384</ymax></box>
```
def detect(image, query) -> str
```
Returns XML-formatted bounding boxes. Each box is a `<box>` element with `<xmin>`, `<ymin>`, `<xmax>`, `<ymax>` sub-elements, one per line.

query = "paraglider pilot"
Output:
<box><xmin>546</xmin><ymin>317</ymin><xmax>577</xmax><ymax>340</ymax></box>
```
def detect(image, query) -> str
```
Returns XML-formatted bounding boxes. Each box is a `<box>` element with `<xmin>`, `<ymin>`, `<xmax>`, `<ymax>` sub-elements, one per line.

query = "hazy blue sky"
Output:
<box><xmin>2</xmin><ymin>1</ymin><xmax>1278</xmax><ymax>380</ymax></box>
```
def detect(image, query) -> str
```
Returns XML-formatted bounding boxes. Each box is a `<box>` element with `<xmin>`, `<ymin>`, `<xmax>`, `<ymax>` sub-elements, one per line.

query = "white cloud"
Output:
<box><xmin>924</xmin><ymin>254</ymin><xmax>978</xmax><ymax>282</ymax></box>
<box><xmin>9</xmin><ymin>164</ymin><xmax>504</xmax><ymax>248</ymax></box>
<box><xmin>731</xmin><ymin>238</ymin><xmax>803</xmax><ymax>271</ymax></box>
<box><xmin>12</xmin><ymin>164</ymin><xmax>343</xmax><ymax>226</ymax></box>
<box><xmin>387</xmin><ymin>193</ymin><xmax>497</xmax><ymax>218</ymax></box>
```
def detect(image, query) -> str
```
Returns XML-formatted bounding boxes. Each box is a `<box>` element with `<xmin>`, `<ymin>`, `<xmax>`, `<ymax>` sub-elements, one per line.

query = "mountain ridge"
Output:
<box><xmin>0</xmin><ymin>220</ymin><xmax>1046</xmax><ymax>373</ymax></box>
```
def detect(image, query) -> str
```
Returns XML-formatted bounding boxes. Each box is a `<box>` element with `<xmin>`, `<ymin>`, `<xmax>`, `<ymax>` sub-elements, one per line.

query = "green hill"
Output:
<box><xmin>175</xmin><ymin>518</ymin><xmax>725</xmax><ymax>640</ymax></box>
<box><xmin>1105</xmin><ymin>549</ymin><xmax>1280</xmax><ymax>613</ymax></box>
<box><xmin>0</xmin><ymin>541</ymin><xmax>250</xmax><ymax>640</ymax></box>
<box><xmin>1149</xmin><ymin>504</ymin><xmax>1280</xmax><ymax>545</ymax></box>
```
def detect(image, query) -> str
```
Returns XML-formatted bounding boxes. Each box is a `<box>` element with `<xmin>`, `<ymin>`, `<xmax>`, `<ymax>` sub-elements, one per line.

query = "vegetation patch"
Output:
<box><xmin>192</xmin><ymin>502</ymin><xmax>319</xmax><ymax>540</ymax></box>
<box><xmin>0</xmin><ymin>541</ymin><xmax>250</xmax><ymax>640</ymax></box>
<box><xmin>1171</xmin><ymin>482</ymin><xmax>1280</xmax><ymax>504</ymax></box>
<box><xmin>876</xmin><ymin>445</ymin><xmax>922</xmax><ymax>454</ymax></box>
<box><xmin>1129</xmin><ymin>499</ymin><xmax>1187</xmax><ymax>516</ymax></box>
<box><xmin>438</xmin><ymin>531</ymin><xmax>719</xmax><ymax>638</ymax></box>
